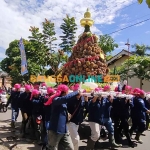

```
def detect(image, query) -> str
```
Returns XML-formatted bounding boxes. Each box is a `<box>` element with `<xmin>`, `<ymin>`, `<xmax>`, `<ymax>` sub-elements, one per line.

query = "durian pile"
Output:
<box><xmin>62</xmin><ymin>32</ymin><xmax>109</xmax><ymax>78</ymax></box>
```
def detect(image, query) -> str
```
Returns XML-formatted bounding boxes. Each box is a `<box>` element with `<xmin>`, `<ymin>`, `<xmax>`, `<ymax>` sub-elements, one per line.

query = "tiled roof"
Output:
<box><xmin>107</xmin><ymin>49</ymin><xmax>133</xmax><ymax>66</ymax></box>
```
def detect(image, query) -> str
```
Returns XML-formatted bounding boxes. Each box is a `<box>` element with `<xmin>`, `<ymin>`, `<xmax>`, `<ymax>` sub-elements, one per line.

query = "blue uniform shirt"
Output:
<box><xmin>131</xmin><ymin>97</ymin><xmax>148</xmax><ymax>121</ymax></box>
<box><xmin>67</xmin><ymin>96</ymin><xmax>88</xmax><ymax>125</ymax></box>
<box><xmin>49</xmin><ymin>91</ymin><xmax>79</xmax><ymax>134</ymax></box>
<box><xmin>88</xmin><ymin>98</ymin><xmax>112</xmax><ymax>124</ymax></box>
<box><xmin>6</xmin><ymin>91</ymin><xmax>21</xmax><ymax>109</ymax></box>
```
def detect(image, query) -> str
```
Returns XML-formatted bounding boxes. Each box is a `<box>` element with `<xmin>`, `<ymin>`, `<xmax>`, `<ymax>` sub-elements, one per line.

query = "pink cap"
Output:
<box><xmin>125</xmin><ymin>86</ymin><xmax>132</xmax><ymax>91</ymax></box>
<box><xmin>30</xmin><ymin>89</ymin><xmax>40</xmax><ymax>100</ymax></box>
<box><xmin>25</xmin><ymin>85</ymin><xmax>31</xmax><ymax>91</ymax></box>
<box><xmin>14</xmin><ymin>84</ymin><xmax>21</xmax><ymax>89</ymax></box>
<box><xmin>44</xmin><ymin>84</ymin><xmax>69</xmax><ymax>105</ymax></box>
<box><xmin>72</xmin><ymin>83</ymin><xmax>80</xmax><ymax>91</ymax></box>
<box><xmin>114</xmin><ymin>86</ymin><xmax>118</xmax><ymax>92</ymax></box>
<box><xmin>103</xmin><ymin>85</ymin><xmax>110</xmax><ymax>91</ymax></box>
<box><xmin>138</xmin><ymin>90</ymin><xmax>145</xmax><ymax>95</ymax></box>
<box><xmin>131</xmin><ymin>88</ymin><xmax>141</xmax><ymax>95</ymax></box>
<box><xmin>33</xmin><ymin>85</ymin><xmax>39</xmax><ymax>90</ymax></box>
<box><xmin>47</xmin><ymin>87</ymin><xmax>55</xmax><ymax>94</ymax></box>
<box><xmin>95</xmin><ymin>87</ymin><xmax>101</xmax><ymax>91</ymax></box>
<box><xmin>41</xmin><ymin>82</ymin><xmax>47</xmax><ymax>87</ymax></box>
<box><xmin>57</xmin><ymin>84</ymin><xmax>69</xmax><ymax>92</ymax></box>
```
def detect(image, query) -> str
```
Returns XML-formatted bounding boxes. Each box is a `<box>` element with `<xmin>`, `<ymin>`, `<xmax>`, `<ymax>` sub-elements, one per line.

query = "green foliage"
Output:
<box><xmin>98</xmin><ymin>34</ymin><xmax>118</xmax><ymax>54</ymax></box>
<box><xmin>106</xmin><ymin>55</ymin><xmax>113</xmax><ymax>61</ymax></box>
<box><xmin>42</xmin><ymin>19</ymin><xmax>57</xmax><ymax>53</ymax></box>
<box><xmin>45</xmin><ymin>50</ymin><xmax>68</xmax><ymax>76</ymax></box>
<box><xmin>0</xmin><ymin>39</ymin><xmax>42</xmax><ymax>85</ymax></box>
<box><xmin>29</xmin><ymin>19</ymin><xmax>68</xmax><ymax>76</ymax></box>
<box><xmin>59</xmin><ymin>15</ymin><xmax>77</xmax><ymax>53</ymax></box>
<box><xmin>138</xmin><ymin>0</ymin><xmax>150</xmax><ymax>8</ymax></box>
<box><xmin>131</xmin><ymin>43</ymin><xmax>150</xmax><ymax>56</ymax></box>
<box><xmin>117</xmin><ymin>56</ymin><xmax>150</xmax><ymax>80</ymax></box>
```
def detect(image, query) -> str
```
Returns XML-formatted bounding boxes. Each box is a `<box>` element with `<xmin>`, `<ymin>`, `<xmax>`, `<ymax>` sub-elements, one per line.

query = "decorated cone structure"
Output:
<box><xmin>62</xmin><ymin>9</ymin><xmax>109</xmax><ymax>79</ymax></box>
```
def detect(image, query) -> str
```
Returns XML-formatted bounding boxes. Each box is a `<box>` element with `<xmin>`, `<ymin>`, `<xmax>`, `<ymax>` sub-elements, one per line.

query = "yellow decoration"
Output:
<box><xmin>100</xmin><ymin>53</ymin><xmax>104</xmax><ymax>59</ymax></box>
<box><xmin>80</xmin><ymin>8</ymin><xmax>94</xmax><ymax>27</ymax></box>
<box><xmin>103</xmin><ymin>75</ymin><xmax>120</xmax><ymax>83</ymax></box>
<box><xmin>30</xmin><ymin>75</ymin><xmax>37</xmax><ymax>83</ymax></box>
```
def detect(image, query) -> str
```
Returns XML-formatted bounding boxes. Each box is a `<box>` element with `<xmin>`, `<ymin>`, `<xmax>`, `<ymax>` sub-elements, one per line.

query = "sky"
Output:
<box><xmin>0</xmin><ymin>0</ymin><xmax>150</xmax><ymax>62</ymax></box>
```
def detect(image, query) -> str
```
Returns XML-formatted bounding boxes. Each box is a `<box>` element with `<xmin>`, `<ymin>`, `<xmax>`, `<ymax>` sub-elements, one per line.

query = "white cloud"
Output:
<box><xmin>121</xmin><ymin>14</ymin><xmax>129</xmax><ymax>20</ymax></box>
<box><xmin>0</xmin><ymin>0</ymin><xmax>134</xmax><ymax>52</ymax></box>
<box><xmin>145</xmin><ymin>31</ymin><xmax>150</xmax><ymax>34</ymax></box>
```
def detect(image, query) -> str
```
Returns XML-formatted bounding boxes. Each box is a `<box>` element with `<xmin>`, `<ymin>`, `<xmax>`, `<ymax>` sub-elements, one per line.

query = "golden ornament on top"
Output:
<box><xmin>80</xmin><ymin>8</ymin><xmax>94</xmax><ymax>27</ymax></box>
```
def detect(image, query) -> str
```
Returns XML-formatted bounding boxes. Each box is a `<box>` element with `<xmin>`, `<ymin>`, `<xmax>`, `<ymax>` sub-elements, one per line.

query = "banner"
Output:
<box><xmin>19</xmin><ymin>38</ymin><xmax>28</xmax><ymax>75</ymax></box>
<box><xmin>30</xmin><ymin>75</ymin><xmax>120</xmax><ymax>83</ymax></box>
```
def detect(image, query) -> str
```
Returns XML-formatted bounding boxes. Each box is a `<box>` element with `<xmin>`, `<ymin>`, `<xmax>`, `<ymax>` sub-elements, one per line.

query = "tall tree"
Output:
<box><xmin>29</xmin><ymin>26</ymin><xmax>48</xmax><ymax>68</ymax></box>
<box><xmin>42</xmin><ymin>18</ymin><xmax>57</xmax><ymax>53</ymax></box>
<box><xmin>59</xmin><ymin>15</ymin><xmax>77</xmax><ymax>53</ymax></box>
<box><xmin>0</xmin><ymin>39</ymin><xmax>42</xmax><ymax>85</ymax></box>
<box><xmin>98</xmin><ymin>34</ymin><xmax>118</xmax><ymax>54</ymax></box>
<box><xmin>131</xmin><ymin>43</ymin><xmax>150</xmax><ymax>56</ymax></box>
<box><xmin>117</xmin><ymin>56</ymin><xmax>150</xmax><ymax>89</ymax></box>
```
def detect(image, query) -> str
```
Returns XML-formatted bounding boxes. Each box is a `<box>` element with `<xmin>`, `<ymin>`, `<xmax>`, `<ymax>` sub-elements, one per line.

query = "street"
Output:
<box><xmin>0</xmin><ymin>110</ymin><xmax>150</xmax><ymax>150</ymax></box>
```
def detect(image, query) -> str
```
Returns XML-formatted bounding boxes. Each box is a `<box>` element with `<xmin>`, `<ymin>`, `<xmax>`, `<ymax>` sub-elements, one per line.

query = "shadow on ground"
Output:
<box><xmin>0</xmin><ymin>120</ymin><xmax>138</xmax><ymax>150</ymax></box>
<box><xmin>0</xmin><ymin>120</ymin><xmax>40</xmax><ymax>150</ymax></box>
<box><xmin>78</xmin><ymin>121</ymin><xmax>137</xmax><ymax>150</ymax></box>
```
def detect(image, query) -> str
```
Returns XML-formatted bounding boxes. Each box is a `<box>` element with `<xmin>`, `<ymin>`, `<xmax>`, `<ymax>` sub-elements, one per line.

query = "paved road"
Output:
<box><xmin>0</xmin><ymin>110</ymin><xmax>150</xmax><ymax>150</ymax></box>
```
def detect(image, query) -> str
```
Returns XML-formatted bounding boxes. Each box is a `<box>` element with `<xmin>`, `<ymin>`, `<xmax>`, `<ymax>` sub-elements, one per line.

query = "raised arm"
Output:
<box><xmin>52</xmin><ymin>91</ymin><xmax>79</xmax><ymax>105</ymax></box>
<box><xmin>139</xmin><ymin>100</ymin><xmax>149</xmax><ymax>113</ymax></box>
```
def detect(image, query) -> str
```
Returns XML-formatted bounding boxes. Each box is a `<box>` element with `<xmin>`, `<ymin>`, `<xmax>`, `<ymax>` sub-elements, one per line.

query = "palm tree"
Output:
<box><xmin>131</xmin><ymin>44</ymin><xmax>150</xmax><ymax>56</ymax></box>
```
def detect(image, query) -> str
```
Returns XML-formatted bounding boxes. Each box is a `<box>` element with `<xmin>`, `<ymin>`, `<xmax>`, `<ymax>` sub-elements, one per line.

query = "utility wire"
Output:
<box><xmin>103</xmin><ymin>13</ymin><xmax>150</xmax><ymax>32</ymax></box>
<box><xmin>107</xmin><ymin>18</ymin><xmax>150</xmax><ymax>35</ymax></box>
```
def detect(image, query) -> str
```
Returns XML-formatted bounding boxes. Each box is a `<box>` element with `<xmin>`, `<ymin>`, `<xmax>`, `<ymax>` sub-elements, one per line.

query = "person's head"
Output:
<box><xmin>125</xmin><ymin>85</ymin><xmax>132</xmax><ymax>94</ymax></box>
<box><xmin>132</xmin><ymin>88</ymin><xmax>141</xmax><ymax>97</ymax></box>
<box><xmin>47</xmin><ymin>87</ymin><xmax>55</xmax><ymax>96</ymax></box>
<box><xmin>138</xmin><ymin>90</ymin><xmax>145</xmax><ymax>99</ymax></box>
<box><xmin>30</xmin><ymin>89</ymin><xmax>40</xmax><ymax>100</ymax></box>
<box><xmin>58</xmin><ymin>84</ymin><xmax>69</xmax><ymax>96</ymax></box>
<box><xmin>25</xmin><ymin>84</ymin><xmax>31</xmax><ymax>93</ymax></box>
<box><xmin>14</xmin><ymin>84</ymin><xmax>21</xmax><ymax>91</ymax></box>
<box><xmin>103</xmin><ymin>85</ymin><xmax>110</xmax><ymax>92</ymax></box>
<box><xmin>44</xmin><ymin>84</ymin><xmax>69</xmax><ymax>105</ymax></box>
<box><xmin>41</xmin><ymin>82</ymin><xmax>47</xmax><ymax>87</ymax></box>
<box><xmin>72</xmin><ymin>83</ymin><xmax>80</xmax><ymax>92</ymax></box>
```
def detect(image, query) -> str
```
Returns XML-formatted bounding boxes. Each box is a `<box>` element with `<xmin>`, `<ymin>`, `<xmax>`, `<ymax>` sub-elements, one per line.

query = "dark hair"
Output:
<box><xmin>60</xmin><ymin>91</ymin><xmax>66</xmax><ymax>96</ymax></box>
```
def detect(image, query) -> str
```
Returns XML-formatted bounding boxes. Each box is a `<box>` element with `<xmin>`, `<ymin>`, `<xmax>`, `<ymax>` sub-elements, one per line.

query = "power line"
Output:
<box><xmin>103</xmin><ymin>13</ymin><xmax>150</xmax><ymax>32</ymax></box>
<box><xmin>106</xmin><ymin>18</ymin><xmax>150</xmax><ymax>35</ymax></box>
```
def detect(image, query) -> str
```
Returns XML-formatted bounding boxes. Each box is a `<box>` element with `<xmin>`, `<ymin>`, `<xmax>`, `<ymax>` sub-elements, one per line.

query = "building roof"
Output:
<box><xmin>0</xmin><ymin>71</ymin><xmax>8</xmax><ymax>77</ymax></box>
<box><xmin>107</xmin><ymin>49</ymin><xmax>133</xmax><ymax>66</ymax></box>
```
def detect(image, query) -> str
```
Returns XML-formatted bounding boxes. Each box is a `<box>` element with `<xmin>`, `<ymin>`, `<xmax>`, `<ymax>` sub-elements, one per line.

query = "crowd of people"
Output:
<box><xmin>3</xmin><ymin>82</ymin><xmax>150</xmax><ymax>150</ymax></box>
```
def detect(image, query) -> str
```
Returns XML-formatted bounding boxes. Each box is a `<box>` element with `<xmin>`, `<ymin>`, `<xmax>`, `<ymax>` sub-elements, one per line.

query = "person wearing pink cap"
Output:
<box><xmin>86</xmin><ymin>93</ymin><xmax>121</xmax><ymax>149</ymax></box>
<box><xmin>129</xmin><ymin>89</ymin><xmax>150</xmax><ymax>144</ymax></box>
<box><xmin>19</xmin><ymin>84</ymin><xmax>32</xmax><ymax>138</ymax></box>
<box><xmin>41</xmin><ymin>87</ymin><xmax>55</xmax><ymax>149</ymax></box>
<box><xmin>67</xmin><ymin>84</ymin><xmax>88</xmax><ymax>150</ymax></box>
<box><xmin>5</xmin><ymin>83</ymin><xmax>21</xmax><ymax>129</ymax></box>
<box><xmin>30</xmin><ymin>89</ymin><xmax>44</xmax><ymax>144</ymax></box>
<box><xmin>112</xmin><ymin>87</ymin><xmax>135</xmax><ymax>148</ymax></box>
<box><xmin>46</xmin><ymin>84</ymin><xmax>81</xmax><ymax>150</ymax></box>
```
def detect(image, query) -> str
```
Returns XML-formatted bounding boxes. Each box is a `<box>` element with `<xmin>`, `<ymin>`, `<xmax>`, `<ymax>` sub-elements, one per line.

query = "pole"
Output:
<box><xmin>125</xmin><ymin>39</ymin><xmax>130</xmax><ymax>84</ymax></box>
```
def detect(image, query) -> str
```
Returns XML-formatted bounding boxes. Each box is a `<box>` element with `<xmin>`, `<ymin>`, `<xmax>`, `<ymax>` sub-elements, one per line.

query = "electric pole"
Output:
<box><xmin>125</xmin><ymin>39</ymin><xmax>130</xmax><ymax>84</ymax></box>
